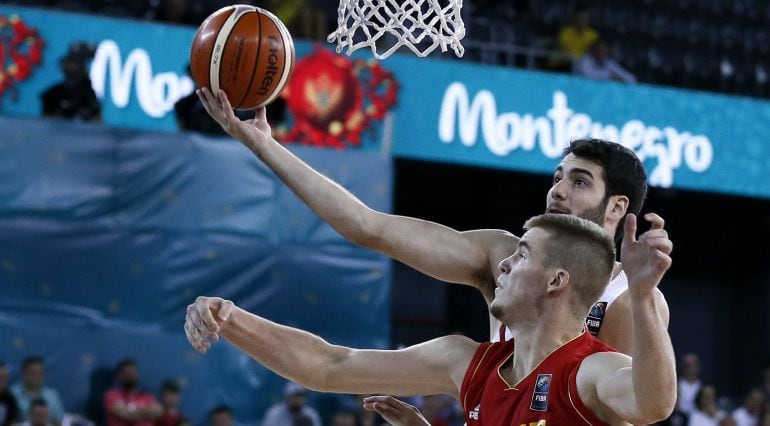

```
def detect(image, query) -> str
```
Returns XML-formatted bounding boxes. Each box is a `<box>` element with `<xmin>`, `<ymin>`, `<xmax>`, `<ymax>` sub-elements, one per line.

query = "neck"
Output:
<box><xmin>506</xmin><ymin>314</ymin><xmax>585</xmax><ymax>383</ymax></box>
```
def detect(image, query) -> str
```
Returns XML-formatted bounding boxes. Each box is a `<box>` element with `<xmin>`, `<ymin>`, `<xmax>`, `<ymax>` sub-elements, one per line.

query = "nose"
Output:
<box><xmin>498</xmin><ymin>256</ymin><xmax>511</xmax><ymax>274</ymax></box>
<box><xmin>549</xmin><ymin>179</ymin><xmax>566</xmax><ymax>201</ymax></box>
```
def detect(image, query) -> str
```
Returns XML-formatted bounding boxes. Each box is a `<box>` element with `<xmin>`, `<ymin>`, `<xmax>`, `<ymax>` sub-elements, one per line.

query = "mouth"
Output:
<box><xmin>547</xmin><ymin>206</ymin><xmax>570</xmax><ymax>215</ymax></box>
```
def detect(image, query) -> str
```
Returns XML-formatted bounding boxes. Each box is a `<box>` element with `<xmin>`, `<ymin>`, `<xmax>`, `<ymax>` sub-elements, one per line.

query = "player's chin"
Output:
<box><xmin>489</xmin><ymin>300</ymin><xmax>504</xmax><ymax>320</ymax></box>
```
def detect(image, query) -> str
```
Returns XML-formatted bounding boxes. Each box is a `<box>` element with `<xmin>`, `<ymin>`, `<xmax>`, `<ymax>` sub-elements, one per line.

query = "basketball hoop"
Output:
<box><xmin>327</xmin><ymin>0</ymin><xmax>465</xmax><ymax>60</ymax></box>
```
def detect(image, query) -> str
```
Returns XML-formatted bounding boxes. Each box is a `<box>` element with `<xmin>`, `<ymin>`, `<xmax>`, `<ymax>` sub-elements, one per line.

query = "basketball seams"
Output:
<box><xmin>209</xmin><ymin>7</ymin><xmax>249</xmax><ymax>96</ymax></box>
<box><xmin>258</xmin><ymin>9</ymin><xmax>294</xmax><ymax>107</ymax></box>
<box><xmin>235</xmin><ymin>10</ymin><xmax>263</xmax><ymax>109</ymax></box>
<box><xmin>194</xmin><ymin>5</ymin><xmax>293</xmax><ymax>110</ymax></box>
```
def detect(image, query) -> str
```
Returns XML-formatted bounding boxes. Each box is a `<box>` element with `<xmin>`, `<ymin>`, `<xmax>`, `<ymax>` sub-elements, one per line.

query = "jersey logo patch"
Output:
<box><xmin>468</xmin><ymin>404</ymin><xmax>480</xmax><ymax>420</ymax></box>
<box><xmin>586</xmin><ymin>301</ymin><xmax>607</xmax><ymax>335</ymax></box>
<box><xmin>530</xmin><ymin>374</ymin><xmax>552</xmax><ymax>412</ymax></box>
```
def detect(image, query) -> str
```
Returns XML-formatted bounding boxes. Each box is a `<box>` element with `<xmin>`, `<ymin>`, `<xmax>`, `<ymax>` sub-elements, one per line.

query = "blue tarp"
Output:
<box><xmin>0</xmin><ymin>116</ymin><xmax>392</xmax><ymax>424</ymax></box>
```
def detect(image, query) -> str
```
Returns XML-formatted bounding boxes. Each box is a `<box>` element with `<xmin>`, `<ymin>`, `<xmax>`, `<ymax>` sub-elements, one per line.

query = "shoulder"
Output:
<box><xmin>42</xmin><ymin>386</ymin><xmax>62</xmax><ymax>399</ymax></box>
<box><xmin>264</xmin><ymin>403</ymin><xmax>286</xmax><ymax>416</ymax></box>
<box><xmin>9</xmin><ymin>382</ymin><xmax>22</xmax><ymax>392</ymax></box>
<box><xmin>581</xmin><ymin>351</ymin><xmax>631</xmax><ymax>374</ymax></box>
<box><xmin>302</xmin><ymin>406</ymin><xmax>322</xmax><ymax>420</ymax></box>
<box><xmin>103</xmin><ymin>389</ymin><xmax>121</xmax><ymax>404</ymax></box>
<box><xmin>138</xmin><ymin>391</ymin><xmax>158</xmax><ymax>402</ymax></box>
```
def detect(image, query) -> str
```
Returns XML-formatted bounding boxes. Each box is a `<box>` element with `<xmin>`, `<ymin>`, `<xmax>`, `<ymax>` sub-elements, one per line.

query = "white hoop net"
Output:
<box><xmin>327</xmin><ymin>0</ymin><xmax>465</xmax><ymax>60</ymax></box>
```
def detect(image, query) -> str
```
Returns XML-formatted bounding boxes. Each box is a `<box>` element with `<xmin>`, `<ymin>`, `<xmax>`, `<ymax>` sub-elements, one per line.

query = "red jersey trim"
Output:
<box><xmin>497</xmin><ymin>330</ymin><xmax>587</xmax><ymax>391</ymax></box>
<box><xmin>567</xmin><ymin>359</ymin><xmax>609</xmax><ymax>425</ymax></box>
<box><xmin>461</xmin><ymin>342</ymin><xmax>495</xmax><ymax>412</ymax></box>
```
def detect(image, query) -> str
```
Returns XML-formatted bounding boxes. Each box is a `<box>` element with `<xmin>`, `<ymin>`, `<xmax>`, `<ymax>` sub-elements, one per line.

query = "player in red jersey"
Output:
<box><xmin>185</xmin><ymin>213</ymin><xmax>676</xmax><ymax>425</ymax></box>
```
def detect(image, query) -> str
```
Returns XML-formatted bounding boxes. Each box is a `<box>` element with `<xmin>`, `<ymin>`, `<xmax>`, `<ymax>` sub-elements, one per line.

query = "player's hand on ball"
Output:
<box><xmin>184</xmin><ymin>296</ymin><xmax>234</xmax><ymax>353</ymax></box>
<box><xmin>197</xmin><ymin>88</ymin><xmax>272</xmax><ymax>151</ymax></box>
<box><xmin>621</xmin><ymin>213</ymin><xmax>672</xmax><ymax>296</ymax></box>
<box><xmin>362</xmin><ymin>396</ymin><xmax>431</xmax><ymax>426</ymax></box>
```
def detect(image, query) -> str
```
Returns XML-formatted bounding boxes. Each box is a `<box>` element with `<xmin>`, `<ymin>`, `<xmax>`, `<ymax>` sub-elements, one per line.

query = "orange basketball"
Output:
<box><xmin>189</xmin><ymin>5</ymin><xmax>295</xmax><ymax>110</ymax></box>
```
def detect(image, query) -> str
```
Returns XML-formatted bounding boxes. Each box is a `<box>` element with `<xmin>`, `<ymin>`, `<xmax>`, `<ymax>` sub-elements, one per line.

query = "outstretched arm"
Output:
<box><xmin>579</xmin><ymin>213</ymin><xmax>676</xmax><ymax>424</ymax></box>
<box><xmin>197</xmin><ymin>88</ymin><xmax>518</xmax><ymax>297</ymax></box>
<box><xmin>184</xmin><ymin>296</ymin><xmax>476</xmax><ymax>398</ymax></box>
<box><xmin>599</xmin><ymin>213</ymin><xmax>672</xmax><ymax>355</ymax></box>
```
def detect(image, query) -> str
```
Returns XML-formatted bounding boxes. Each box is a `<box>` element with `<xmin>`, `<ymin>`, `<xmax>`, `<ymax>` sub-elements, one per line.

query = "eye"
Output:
<box><xmin>574</xmin><ymin>178</ymin><xmax>587</xmax><ymax>187</ymax></box>
<box><xmin>552</xmin><ymin>175</ymin><xmax>562</xmax><ymax>184</ymax></box>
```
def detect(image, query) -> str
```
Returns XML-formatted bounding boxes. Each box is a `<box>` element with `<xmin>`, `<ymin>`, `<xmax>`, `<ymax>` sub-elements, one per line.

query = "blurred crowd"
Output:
<box><xmin>659</xmin><ymin>353</ymin><xmax>770</xmax><ymax>426</ymax></box>
<box><xmin>12</xmin><ymin>0</ymin><xmax>769</xmax><ymax>98</ymax></box>
<box><xmin>2</xmin><ymin>352</ymin><xmax>770</xmax><ymax>426</ymax></box>
<box><xmin>0</xmin><ymin>356</ymin><xmax>469</xmax><ymax>426</ymax></box>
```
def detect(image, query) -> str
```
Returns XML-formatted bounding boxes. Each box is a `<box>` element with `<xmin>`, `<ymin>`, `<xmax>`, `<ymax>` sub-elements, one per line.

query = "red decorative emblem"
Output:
<box><xmin>279</xmin><ymin>46</ymin><xmax>399</xmax><ymax>148</ymax></box>
<box><xmin>0</xmin><ymin>14</ymin><xmax>44</xmax><ymax>102</ymax></box>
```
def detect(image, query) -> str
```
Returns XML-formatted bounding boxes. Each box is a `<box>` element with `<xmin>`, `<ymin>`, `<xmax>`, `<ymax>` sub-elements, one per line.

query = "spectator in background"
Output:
<box><xmin>153</xmin><ymin>0</ymin><xmax>204</xmax><ymax>26</ymax></box>
<box><xmin>10</xmin><ymin>357</ymin><xmax>64</xmax><ymax>425</ymax></box>
<box><xmin>103</xmin><ymin>359</ymin><xmax>162</xmax><ymax>426</ymax></box>
<box><xmin>731</xmin><ymin>388</ymin><xmax>765</xmax><ymax>426</ymax></box>
<box><xmin>21</xmin><ymin>399</ymin><xmax>53</xmax><ymax>426</ymax></box>
<box><xmin>550</xmin><ymin>4</ymin><xmax>598</xmax><ymax>71</ymax></box>
<box><xmin>209</xmin><ymin>405</ymin><xmax>233</xmax><ymax>426</ymax></box>
<box><xmin>154</xmin><ymin>381</ymin><xmax>186</xmax><ymax>426</ymax></box>
<box><xmin>761</xmin><ymin>362</ymin><xmax>770</xmax><ymax>403</ymax></box>
<box><xmin>760</xmin><ymin>411</ymin><xmax>770</xmax><ymax>426</ymax></box>
<box><xmin>0</xmin><ymin>361</ymin><xmax>19</xmax><ymax>426</ymax></box>
<box><xmin>262</xmin><ymin>382</ymin><xmax>321</xmax><ymax>426</ymax></box>
<box><xmin>575</xmin><ymin>39</ymin><xmax>637</xmax><ymax>83</ymax></box>
<box><xmin>690</xmin><ymin>384</ymin><xmax>728</xmax><ymax>426</ymax></box>
<box><xmin>40</xmin><ymin>42</ymin><xmax>101</xmax><ymax>122</ymax></box>
<box><xmin>266</xmin><ymin>0</ymin><xmax>328</xmax><ymax>41</ymax></box>
<box><xmin>330</xmin><ymin>408</ymin><xmax>357</xmax><ymax>426</ymax></box>
<box><xmin>679</xmin><ymin>353</ymin><xmax>704</xmax><ymax>416</ymax></box>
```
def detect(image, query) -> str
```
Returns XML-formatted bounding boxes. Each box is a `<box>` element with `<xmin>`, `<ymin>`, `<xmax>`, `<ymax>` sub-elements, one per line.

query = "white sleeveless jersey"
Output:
<box><xmin>492</xmin><ymin>269</ymin><xmax>628</xmax><ymax>342</ymax></box>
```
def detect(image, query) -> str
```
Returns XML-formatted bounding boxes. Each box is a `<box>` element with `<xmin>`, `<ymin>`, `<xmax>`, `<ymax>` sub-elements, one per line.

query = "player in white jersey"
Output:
<box><xmin>196</xmin><ymin>88</ymin><xmax>671</xmax><ymax>354</ymax></box>
<box><xmin>493</xmin><ymin>270</ymin><xmax>628</xmax><ymax>342</ymax></box>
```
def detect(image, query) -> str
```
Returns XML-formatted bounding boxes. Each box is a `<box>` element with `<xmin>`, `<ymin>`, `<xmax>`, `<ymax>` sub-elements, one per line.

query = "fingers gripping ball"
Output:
<box><xmin>190</xmin><ymin>5</ymin><xmax>295</xmax><ymax>110</ymax></box>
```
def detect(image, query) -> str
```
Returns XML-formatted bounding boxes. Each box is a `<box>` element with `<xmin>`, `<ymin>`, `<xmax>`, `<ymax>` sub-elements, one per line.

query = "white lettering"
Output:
<box><xmin>437</xmin><ymin>83</ymin><xmax>714</xmax><ymax>187</ymax></box>
<box><xmin>90</xmin><ymin>40</ymin><xmax>195</xmax><ymax>119</ymax></box>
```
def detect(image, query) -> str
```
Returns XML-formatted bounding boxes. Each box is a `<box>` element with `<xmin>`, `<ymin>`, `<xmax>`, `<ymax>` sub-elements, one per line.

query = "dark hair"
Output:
<box><xmin>114</xmin><ymin>358</ymin><xmax>136</xmax><ymax>374</ymax></box>
<box><xmin>22</xmin><ymin>357</ymin><xmax>44</xmax><ymax>370</ymax></box>
<box><xmin>161</xmin><ymin>380</ymin><xmax>180</xmax><ymax>393</ymax></box>
<box><xmin>563</xmin><ymin>139</ymin><xmax>648</xmax><ymax>242</ymax></box>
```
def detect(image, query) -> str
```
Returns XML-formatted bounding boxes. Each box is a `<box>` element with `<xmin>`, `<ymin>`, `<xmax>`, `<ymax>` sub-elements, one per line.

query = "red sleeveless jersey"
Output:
<box><xmin>460</xmin><ymin>331</ymin><xmax>616</xmax><ymax>426</ymax></box>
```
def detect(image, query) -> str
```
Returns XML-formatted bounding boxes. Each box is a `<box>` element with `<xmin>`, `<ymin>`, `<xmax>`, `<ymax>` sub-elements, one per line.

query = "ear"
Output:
<box><xmin>547</xmin><ymin>270</ymin><xmax>570</xmax><ymax>294</ymax></box>
<box><xmin>605</xmin><ymin>195</ymin><xmax>629</xmax><ymax>223</ymax></box>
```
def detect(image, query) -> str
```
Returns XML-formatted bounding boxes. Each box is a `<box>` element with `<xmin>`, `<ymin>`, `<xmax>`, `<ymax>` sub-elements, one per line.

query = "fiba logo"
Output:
<box><xmin>89</xmin><ymin>39</ymin><xmax>195</xmax><ymax>118</ymax></box>
<box><xmin>530</xmin><ymin>374</ymin><xmax>552</xmax><ymax>412</ymax></box>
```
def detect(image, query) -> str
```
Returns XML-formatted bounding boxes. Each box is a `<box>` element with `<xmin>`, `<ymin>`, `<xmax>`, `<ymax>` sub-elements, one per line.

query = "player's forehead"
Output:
<box><xmin>519</xmin><ymin>227</ymin><xmax>549</xmax><ymax>253</ymax></box>
<box><xmin>555</xmin><ymin>154</ymin><xmax>605</xmax><ymax>181</ymax></box>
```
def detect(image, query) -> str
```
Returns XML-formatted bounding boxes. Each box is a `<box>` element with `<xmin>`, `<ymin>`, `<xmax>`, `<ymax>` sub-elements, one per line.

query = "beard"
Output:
<box><xmin>577</xmin><ymin>197</ymin><xmax>608</xmax><ymax>227</ymax></box>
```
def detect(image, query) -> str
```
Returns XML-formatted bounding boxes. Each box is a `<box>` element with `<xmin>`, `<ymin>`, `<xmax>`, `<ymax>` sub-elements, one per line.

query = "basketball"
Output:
<box><xmin>189</xmin><ymin>5</ymin><xmax>295</xmax><ymax>110</ymax></box>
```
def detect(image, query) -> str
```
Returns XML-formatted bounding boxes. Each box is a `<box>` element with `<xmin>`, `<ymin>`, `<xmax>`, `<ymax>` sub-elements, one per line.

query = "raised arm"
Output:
<box><xmin>197</xmin><ymin>88</ymin><xmax>518</xmax><ymax>297</ymax></box>
<box><xmin>598</xmin><ymin>213</ymin><xmax>671</xmax><ymax>355</ymax></box>
<box><xmin>578</xmin><ymin>213</ymin><xmax>676</xmax><ymax>424</ymax></box>
<box><xmin>184</xmin><ymin>296</ymin><xmax>476</xmax><ymax>398</ymax></box>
